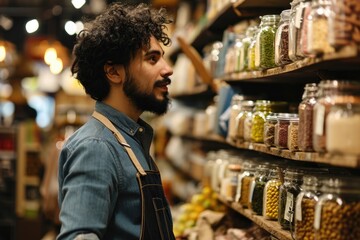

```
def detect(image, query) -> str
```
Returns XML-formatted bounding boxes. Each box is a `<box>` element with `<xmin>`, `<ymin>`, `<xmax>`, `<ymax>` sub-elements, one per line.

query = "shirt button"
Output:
<box><xmin>129</xmin><ymin>129</ymin><xmax>134</xmax><ymax>134</ymax></box>
<box><xmin>139</xmin><ymin>128</ymin><xmax>144</xmax><ymax>133</ymax></box>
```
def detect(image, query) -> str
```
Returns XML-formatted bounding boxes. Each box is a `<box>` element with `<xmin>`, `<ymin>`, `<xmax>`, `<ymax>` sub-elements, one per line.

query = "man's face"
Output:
<box><xmin>123</xmin><ymin>37</ymin><xmax>173</xmax><ymax>115</ymax></box>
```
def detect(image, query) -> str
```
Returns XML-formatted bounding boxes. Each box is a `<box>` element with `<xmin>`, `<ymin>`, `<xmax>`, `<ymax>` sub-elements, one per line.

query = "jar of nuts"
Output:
<box><xmin>294</xmin><ymin>175</ymin><xmax>323</xmax><ymax>240</ymax></box>
<box><xmin>263</xmin><ymin>168</ymin><xmax>283</xmax><ymax>220</ymax></box>
<box><xmin>278</xmin><ymin>169</ymin><xmax>304</xmax><ymax>230</ymax></box>
<box><xmin>314</xmin><ymin>177</ymin><xmax>360</xmax><ymax>240</ymax></box>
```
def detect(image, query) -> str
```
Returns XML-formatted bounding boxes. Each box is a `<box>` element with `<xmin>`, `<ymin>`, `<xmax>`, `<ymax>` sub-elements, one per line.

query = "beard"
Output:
<box><xmin>123</xmin><ymin>75</ymin><xmax>171</xmax><ymax>115</ymax></box>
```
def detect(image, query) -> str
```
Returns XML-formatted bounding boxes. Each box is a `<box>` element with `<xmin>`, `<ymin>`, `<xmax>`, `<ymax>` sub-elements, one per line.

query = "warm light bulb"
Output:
<box><xmin>50</xmin><ymin>58</ymin><xmax>63</xmax><ymax>74</ymax></box>
<box><xmin>44</xmin><ymin>47</ymin><xmax>57</xmax><ymax>65</ymax></box>
<box><xmin>65</xmin><ymin>21</ymin><xmax>76</xmax><ymax>35</ymax></box>
<box><xmin>0</xmin><ymin>45</ymin><xmax>6</xmax><ymax>62</ymax></box>
<box><xmin>71</xmin><ymin>0</ymin><xmax>86</xmax><ymax>9</ymax></box>
<box><xmin>25</xmin><ymin>19</ymin><xmax>39</xmax><ymax>33</ymax></box>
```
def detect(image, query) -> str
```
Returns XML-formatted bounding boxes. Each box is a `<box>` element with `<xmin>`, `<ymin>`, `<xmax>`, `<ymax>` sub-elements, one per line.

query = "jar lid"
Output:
<box><xmin>277</xmin><ymin>113</ymin><xmax>298</xmax><ymax>121</ymax></box>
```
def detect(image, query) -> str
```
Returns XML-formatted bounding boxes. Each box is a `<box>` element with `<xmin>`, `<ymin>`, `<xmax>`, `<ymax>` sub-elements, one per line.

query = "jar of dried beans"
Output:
<box><xmin>263</xmin><ymin>168</ymin><xmax>283</xmax><ymax>220</ymax></box>
<box><xmin>275</xmin><ymin>9</ymin><xmax>292</xmax><ymax>66</ymax></box>
<box><xmin>236</xmin><ymin>161</ymin><xmax>256</xmax><ymax>208</ymax></box>
<box><xmin>264</xmin><ymin>113</ymin><xmax>279</xmax><ymax>147</ymax></box>
<box><xmin>250</xmin><ymin>164</ymin><xmax>271</xmax><ymax>215</ymax></box>
<box><xmin>314</xmin><ymin>177</ymin><xmax>360</xmax><ymax>240</ymax></box>
<box><xmin>235</xmin><ymin>100</ymin><xmax>254</xmax><ymax>142</ymax></box>
<box><xmin>287</xmin><ymin>117</ymin><xmax>299</xmax><ymax>152</ymax></box>
<box><xmin>274</xmin><ymin>113</ymin><xmax>298</xmax><ymax>149</ymax></box>
<box><xmin>307</xmin><ymin>0</ymin><xmax>335</xmax><ymax>56</ymax></box>
<box><xmin>255</xmin><ymin>14</ymin><xmax>280</xmax><ymax>69</ymax></box>
<box><xmin>326</xmin><ymin>103</ymin><xmax>360</xmax><ymax>155</ymax></box>
<box><xmin>247</xmin><ymin>27</ymin><xmax>260</xmax><ymax>71</ymax></box>
<box><xmin>239</xmin><ymin>26</ymin><xmax>258</xmax><ymax>71</ymax></box>
<box><xmin>289</xmin><ymin>0</ymin><xmax>306</xmax><ymax>61</ymax></box>
<box><xmin>295</xmin><ymin>175</ymin><xmax>323</xmax><ymax>240</ymax></box>
<box><xmin>298</xmin><ymin>83</ymin><xmax>318</xmax><ymax>152</ymax></box>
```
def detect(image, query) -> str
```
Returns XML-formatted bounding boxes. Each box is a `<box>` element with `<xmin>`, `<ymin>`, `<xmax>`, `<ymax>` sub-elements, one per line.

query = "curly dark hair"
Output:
<box><xmin>71</xmin><ymin>3</ymin><xmax>172</xmax><ymax>101</ymax></box>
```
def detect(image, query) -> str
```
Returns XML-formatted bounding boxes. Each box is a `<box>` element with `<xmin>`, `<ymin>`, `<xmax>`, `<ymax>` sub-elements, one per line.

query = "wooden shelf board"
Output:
<box><xmin>218</xmin><ymin>195</ymin><xmax>292</xmax><ymax>240</ymax></box>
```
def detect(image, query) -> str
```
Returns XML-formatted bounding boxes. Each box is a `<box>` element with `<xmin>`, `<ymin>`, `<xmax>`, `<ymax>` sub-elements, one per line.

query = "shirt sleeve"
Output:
<box><xmin>57</xmin><ymin>138</ymin><xmax>121</xmax><ymax>240</ymax></box>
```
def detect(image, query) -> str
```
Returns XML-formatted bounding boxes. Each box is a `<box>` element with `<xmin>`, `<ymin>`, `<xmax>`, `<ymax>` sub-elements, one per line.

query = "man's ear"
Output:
<box><xmin>104</xmin><ymin>63</ymin><xmax>125</xmax><ymax>84</ymax></box>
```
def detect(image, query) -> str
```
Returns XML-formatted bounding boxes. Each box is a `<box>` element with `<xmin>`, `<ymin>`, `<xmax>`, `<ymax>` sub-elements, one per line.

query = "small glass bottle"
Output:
<box><xmin>275</xmin><ymin>9</ymin><xmax>292</xmax><ymax>66</ymax></box>
<box><xmin>307</xmin><ymin>0</ymin><xmax>335</xmax><ymax>56</ymax></box>
<box><xmin>263</xmin><ymin>168</ymin><xmax>283</xmax><ymax>220</ymax></box>
<box><xmin>255</xmin><ymin>14</ymin><xmax>280</xmax><ymax>69</ymax></box>
<box><xmin>295</xmin><ymin>175</ymin><xmax>322</xmax><ymax>240</ymax></box>
<box><xmin>314</xmin><ymin>177</ymin><xmax>360</xmax><ymax>240</ymax></box>
<box><xmin>326</xmin><ymin>103</ymin><xmax>360</xmax><ymax>155</ymax></box>
<box><xmin>278</xmin><ymin>169</ymin><xmax>303</xmax><ymax>230</ymax></box>
<box><xmin>298</xmin><ymin>83</ymin><xmax>318</xmax><ymax>152</ymax></box>
<box><xmin>289</xmin><ymin>0</ymin><xmax>305</xmax><ymax>61</ymax></box>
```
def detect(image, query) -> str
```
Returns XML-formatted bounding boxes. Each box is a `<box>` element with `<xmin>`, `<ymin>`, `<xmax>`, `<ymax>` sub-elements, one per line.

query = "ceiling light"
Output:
<box><xmin>65</xmin><ymin>21</ymin><xmax>76</xmax><ymax>35</ymax></box>
<box><xmin>72</xmin><ymin>0</ymin><xmax>86</xmax><ymax>9</ymax></box>
<box><xmin>0</xmin><ymin>45</ymin><xmax>6</xmax><ymax>62</ymax></box>
<box><xmin>44</xmin><ymin>47</ymin><xmax>57</xmax><ymax>65</ymax></box>
<box><xmin>25</xmin><ymin>19</ymin><xmax>39</xmax><ymax>33</ymax></box>
<box><xmin>75</xmin><ymin>21</ymin><xmax>84</xmax><ymax>34</ymax></box>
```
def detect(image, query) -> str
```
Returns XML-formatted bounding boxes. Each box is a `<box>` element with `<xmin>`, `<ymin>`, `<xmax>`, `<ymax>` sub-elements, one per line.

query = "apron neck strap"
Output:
<box><xmin>92</xmin><ymin>111</ymin><xmax>147</xmax><ymax>176</ymax></box>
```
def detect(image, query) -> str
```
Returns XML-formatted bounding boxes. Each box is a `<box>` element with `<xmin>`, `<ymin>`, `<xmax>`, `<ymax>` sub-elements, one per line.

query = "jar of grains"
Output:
<box><xmin>278</xmin><ymin>169</ymin><xmax>303</xmax><ymax>230</ymax></box>
<box><xmin>239</xmin><ymin>26</ymin><xmax>258</xmax><ymax>71</ymax></box>
<box><xmin>220</xmin><ymin>163</ymin><xmax>242</xmax><ymax>201</ymax></box>
<box><xmin>274</xmin><ymin>113</ymin><xmax>299</xmax><ymax>149</ymax></box>
<box><xmin>298</xmin><ymin>83</ymin><xmax>318</xmax><ymax>152</ymax></box>
<box><xmin>264</xmin><ymin>113</ymin><xmax>279</xmax><ymax>147</ymax></box>
<box><xmin>313</xmin><ymin>80</ymin><xmax>360</xmax><ymax>152</ymax></box>
<box><xmin>255</xmin><ymin>14</ymin><xmax>280</xmax><ymax>69</ymax></box>
<box><xmin>314</xmin><ymin>177</ymin><xmax>360</xmax><ymax>240</ymax></box>
<box><xmin>227</xmin><ymin>95</ymin><xmax>245</xmax><ymax>141</ymax></box>
<box><xmin>307</xmin><ymin>0</ymin><xmax>335</xmax><ymax>56</ymax></box>
<box><xmin>288</xmin><ymin>0</ymin><xmax>305</xmax><ymax>61</ymax></box>
<box><xmin>287</xmin><ymin>116</ymin><xmax>299</xmax><ymax>152</ymax></box>
<box><xmin>294</xmin><ymin>175</ymin><xmax>323</xmax><ymax>240</ymax></box>
<box><xmin>326</xmin><ymin>103</ymin><xmax>360</xmax><ymax>155</ymax></box>
<box><xmin>236</xmin><ymin>161</ymin><xmax>256</xmax><ymax>208</ymax></box>
<box><xmin>250</xmin><ymin>164</ymin><xmax>271</xmax><ymax>215</ymax></box>
<box><xmin>263</xmin><ymin>168</ymin><xmax>284</xmax><ymax>220</ymax></box>
<box><xmin>328</xmin><ymin>0</ymin><xmax>360</xmax><ymax>48</ymax></box>
<box><xmin>247</xmin><ymin>26</ymin><xmax>260</xmax><ymax>71</ymax></box>
<box><xmin>275</xmin><ymin>9</ymin><xmax>292</xmax><ymax>66</ymax></box>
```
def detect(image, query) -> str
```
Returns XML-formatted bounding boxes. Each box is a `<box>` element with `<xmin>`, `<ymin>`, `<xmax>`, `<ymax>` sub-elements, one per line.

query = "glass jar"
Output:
<box><xmin>298</xmin><ymin>83</ymin><xmax>318</xmax><ymax>152</ymax></box>
<box><xmin>289</xmin><ymin>0</ymin><xmax>305</xmax><ymax>61</ymax></box>
<box><xmin>235</xmin><ymin>100</ymin><xmax>255</xmax><ymax>142</ymax></box>
<box><xmin>299</xmin><ymin>0</ymin><xmax>314</xmax><ymax>56</ymax></box>
<box><xmin>227</xmin><ymin>95</ymin><xmax>244</xmax><ymax>141</ymax></box>
<box><xmin>313</xmin><ymin>80</ymin><xmax>360</xmax><ymax>152</ymax></box>
<box><xmin>278</xmin><ymin>169</ymin><xmax>303</xmax><ymax>230</ymax></box>
<box><xmin>236</xmin><ymin>162</ymin><xmax>256</xmax><ymax>208</ymax></box>
<box><xmin>314</xmin><ymin>177</ymin><xmax>360</xmax><ymax>240</ymax></box>
<box><xmin>294</xmin><ymin>175</ymin><xmax>322</xmax><ymax>240</ymax></box>
<box><xmin>263</xmin><ymin>168</ymin><xmax>283</xmax><ymax>220</ymax></box>
<box><xmin>239</xmin><ymin>26</ymin><xmax>258</xmax><ymax>71</ymax></box>
<box><xmin>274</xmin><ymin>113</ymin><xmax>298</xmax><ymax>149</ymax></box>
<box><xmin>233</xmin><ymin>34</ymin><xmax>245</xmax><ymax>73</ymax></box>
<box><xmin>250</xmin><ymin>165</ymin><xmax>271</xmax><ymax>215</ymax></box>
<box><xmin>326</xmin><ymin>103</ymin><xmax>360</xmax><ymax>155</ymax></box>
<box><xmin>275</xmin><ymin>9</ymin><xmax>292</xmax><ymax>66</ymax></box>
<box><xmin>328</xmin><ymin>0</ymin><xmax>360</xmax><ymax>48</ymax></box>
<box><xmin>287</xmin><ymin>117</ymin><xmax>299</xmax><ymax>152</ymax></box>
<box><xmin>264</xmin><ymin>113</ymin><xmax>279</xmax><ymax>147</ymax></box>
<box><xmin>220</xmin><ymin>163</ymin><xmax>242</xmax><ymax>201</ymax></box>
<box><xmin>247</xmin><ymin>27</ymin><xmax>260</xmax><ymax>71</ymax></box>
<box><xmin>307</xmin><ymin>0</ymin><xmax>335</xmax><ymax>56</ymax></box>
<box><xmin>255</xmin><ymin>14</ymin><xmax>280</xmax><ymax>69</ymax></box>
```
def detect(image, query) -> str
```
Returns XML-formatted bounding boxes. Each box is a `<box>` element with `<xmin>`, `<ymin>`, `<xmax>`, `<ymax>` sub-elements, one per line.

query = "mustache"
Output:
<box><xmin>154</xmin><ymin>77</ymin><xmax>171</xmax><ymax>87</ymax></box>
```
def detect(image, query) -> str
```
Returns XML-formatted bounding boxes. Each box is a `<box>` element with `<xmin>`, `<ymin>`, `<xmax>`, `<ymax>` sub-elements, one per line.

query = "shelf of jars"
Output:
<box><xmin>220</xmin><ymin>44</ymin><xmax>360</xmax><ymax>83</ymax></box>
<box><xmin>169</xmin><ymin>0</ymin><xmax>290</xmax><ymax>62</ymax></box>
<box><xmin>218</xmin><ymin>195</ymin><xmax>292</xmax><ymax>240</ymax></box>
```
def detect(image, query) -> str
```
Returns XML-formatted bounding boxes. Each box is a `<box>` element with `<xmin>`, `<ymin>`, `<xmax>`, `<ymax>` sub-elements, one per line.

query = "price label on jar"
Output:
<box><xmin>314</xmin><ymin>104</ymin><xmax>325</xmax><ymax>135</ymax></box>
<box><xmin>284</xmin><ymin>192</ymin><xmax>294</xmax><ymax>222</ymax></box>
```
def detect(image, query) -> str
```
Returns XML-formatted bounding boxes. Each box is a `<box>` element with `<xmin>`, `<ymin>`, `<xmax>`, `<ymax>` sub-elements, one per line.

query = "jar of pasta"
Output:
<box><xmin>314</xmin><ymin>177</ymin><xmax>360</xmax><ymax>240</ymax></box>
<box><xmin>326</xmin><ymin>103</ymin><xmax>360</xmax><ymax>155</ymax></box>
<box><xmin>255</xmin><ymin>14</ymin><xmax>280</xmax><ymax>69</ymax></box>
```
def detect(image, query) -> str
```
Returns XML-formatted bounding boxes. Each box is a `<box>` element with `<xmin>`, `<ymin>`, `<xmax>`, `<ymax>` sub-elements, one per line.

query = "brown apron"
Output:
<box><xmin>92</xmin><ymin>111</ymin><xmax>175</xmax><ymax>240</ymax></box>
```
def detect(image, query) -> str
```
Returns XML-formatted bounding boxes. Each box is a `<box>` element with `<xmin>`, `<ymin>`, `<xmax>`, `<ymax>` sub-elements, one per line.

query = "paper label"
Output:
<box><xmin>284</xmin><ymin>192</ymin><xmax>294</xmax><ymax>222</ymax></box>
<box><xmin>248</xmin><ymin>179</ymin><xmax>256</xmax><ymax>204</ymax></box>
<box><xmin>295</xmin><ymin>2</ymin><xmax>305</xmax><ymax>29</ymax></box>
<box><xmin>295</xmin><ymin>193</ymin><xmax>304</xmax><ymax>221</ymax></box>
<box><xmin>314</xmin><ymin>105</ymin><xmax>325</xmax><ymax>136</ymax></box>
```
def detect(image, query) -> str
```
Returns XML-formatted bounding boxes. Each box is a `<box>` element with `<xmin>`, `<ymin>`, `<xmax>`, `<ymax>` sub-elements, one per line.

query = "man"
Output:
<box><xmin>57</xmin><ymin>3</ymin><xmax>175</xmax><ymax>240</ymax></box>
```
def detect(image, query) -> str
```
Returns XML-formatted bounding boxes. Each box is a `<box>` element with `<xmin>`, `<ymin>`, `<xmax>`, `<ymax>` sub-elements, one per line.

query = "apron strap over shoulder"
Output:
<box><xmin>92</xmin><ymin>111</ymin><xmax>147</xmax><ymax>176</ymax></box>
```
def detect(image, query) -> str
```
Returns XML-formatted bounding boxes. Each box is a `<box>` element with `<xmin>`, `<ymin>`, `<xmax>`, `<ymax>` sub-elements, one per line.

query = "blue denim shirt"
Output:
<box><xmin>57</xmin><ymin>101</ymin><xmax>155</xmax><ymax>240</ymax></box>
